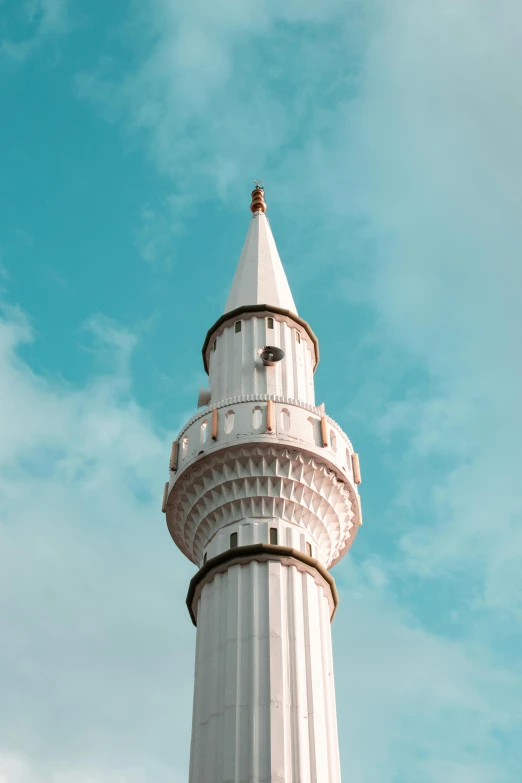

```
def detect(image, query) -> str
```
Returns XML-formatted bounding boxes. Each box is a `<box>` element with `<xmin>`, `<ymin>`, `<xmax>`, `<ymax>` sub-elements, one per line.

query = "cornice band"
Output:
<box><xmin>186</xmin><ymin>543</ymin><xmax>339</xmax><ymax>627</ymax></box>
<box><xmin>201</xmin><ymin>304</ymin><xmax>320</xmax><ymax>374</ymax></box>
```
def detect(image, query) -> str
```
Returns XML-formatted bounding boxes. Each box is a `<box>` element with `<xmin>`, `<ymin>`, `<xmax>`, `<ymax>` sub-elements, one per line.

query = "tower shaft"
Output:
<box><xmin>190</xmin><ymin>559</ymin><xmax>340</xmax><ymax>782</ymax></box>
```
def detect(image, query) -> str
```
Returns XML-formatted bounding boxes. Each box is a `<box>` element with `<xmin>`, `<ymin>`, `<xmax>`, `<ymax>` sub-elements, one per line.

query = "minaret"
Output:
<box><xmin>163</xmin><ymin>185</ymin><xmax>362</xmax><ymax>782</ymax></box>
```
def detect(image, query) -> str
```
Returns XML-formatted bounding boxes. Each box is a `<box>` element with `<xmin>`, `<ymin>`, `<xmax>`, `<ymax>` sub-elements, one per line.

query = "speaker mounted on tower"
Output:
<box><xmin>260</xmin><ymin>346</ymin><xmax>285</xmax><ymax>366</ymax></box>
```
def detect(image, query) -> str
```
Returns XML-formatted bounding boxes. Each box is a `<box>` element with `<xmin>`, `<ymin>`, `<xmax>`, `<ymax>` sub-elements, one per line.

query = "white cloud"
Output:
<box><xmin>75</xmin><ymin>0</ymin><xmax>368</xmax><ymax>202</ymax></box>
<box><xmin>0</xmin><ymin>751</ymin><xmax>175</xmax><ymax>783</ymax></box>
<box><xmin>336</xmin><ymin>0</ymin><xmax>522</xmax><ymax>618</ymax></box>
<box><xmin>135</xmin><ymin>194</ymin><xmax>195</xmax><ymax>266</ymax></box>
<box><xmin>335</xmin><ymin>562</ymin><xmax>522</xmax><ymax>781</ymax></box>
<box><xmin>0</xmin><ymin>305</ymin><xmax>194</xmax><ymax>780</ymax></box>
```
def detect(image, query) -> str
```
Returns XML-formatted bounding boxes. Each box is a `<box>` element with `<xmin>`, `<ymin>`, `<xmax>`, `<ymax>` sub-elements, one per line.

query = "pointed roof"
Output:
<box><xmin>201</xmin><ymin>185</ymin><xmax>320</xmax><ymax>374</ymax></box>
<box><xmin>224</xmin><ymin>186</ymin><xmax>297</xmax><ymax>314</ymax></box>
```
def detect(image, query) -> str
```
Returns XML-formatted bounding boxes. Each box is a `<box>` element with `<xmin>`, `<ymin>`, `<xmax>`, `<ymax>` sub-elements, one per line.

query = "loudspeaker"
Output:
<box><xmin>260</xmin><ymin>345</ymin><xmax>285</xmax><ymax>366</ymax></box>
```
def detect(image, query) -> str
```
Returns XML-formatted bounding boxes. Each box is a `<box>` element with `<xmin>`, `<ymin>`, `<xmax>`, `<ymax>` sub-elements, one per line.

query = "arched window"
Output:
<box><xmin>253</xmin><ymin>406</ymin><xmax>263</xmax><ymax>430</ymax></box>
<box><xmin>267</xmin><ymin>317</ymin><xmax>274</xmax><ymax>329</ymax></box>
<box><xmin>230</xmin><ymin>532</ymin><xmax>238</xmax><ymax>548</ymax></box>
<box><xmin>212</xmin><ymin>339</ymin><xmax>217</xmax><ymax>352</ymax></box>
<box><xmin>330</xmin><ymin>430</ymin><xmax>337</xmax><ymax>452</ymax></box>
<box><xmin>308</xmin><ymin>416</ymin><xmax>321</xmax><ymax>446</ymax></box>
<box><xmin>200</xmin><ymin>421</ymin><xmax>208</xmax><ymax>443</ymax></box>
<box><xmin>295</xmin><ymin>330</ymin><xmax>301</xmax><ymax>344</ymax></box>
<box><xmin>224</xmin><ymin>410</ymin><xmax>235</xmax><ymax>434</ymax></box>
<box><xmin>281</xmin><ymin>408</ymin><xmax>290</xmax><ymax>431</ymax></box>
<box><xmin>182</xmin><ymin>437</ymin><xmax>188</xmax><ymax>458</ymax></box>
<box><xmin>306</xmin><ymin>542</ymin><xmax>313</xmax><ymax>557</ymax></box>
<box><xmin>235</xmin><ymin>321</ymin><xmax>242</xmax><ymax>333</ymax></box>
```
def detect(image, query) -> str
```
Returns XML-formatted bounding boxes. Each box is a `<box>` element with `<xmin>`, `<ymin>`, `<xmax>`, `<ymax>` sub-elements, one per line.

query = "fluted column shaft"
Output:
<box><xmin>189</xmin><ymin>558</ymin><xmax>341</xmax><ymax>783</ymax></box>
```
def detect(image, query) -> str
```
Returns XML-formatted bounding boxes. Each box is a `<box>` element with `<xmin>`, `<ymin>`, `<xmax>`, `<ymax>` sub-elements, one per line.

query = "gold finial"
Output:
<box><xmin>250</xmin><ymin>181</ymin><xmax>267</xmax><ymax>213</ymax></box>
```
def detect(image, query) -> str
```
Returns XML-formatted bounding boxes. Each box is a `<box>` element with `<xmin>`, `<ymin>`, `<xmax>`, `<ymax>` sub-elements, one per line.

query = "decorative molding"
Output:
<box><xmin>166</xmin><ymin>444</ymin><xmax>359</xmax><ymax>567</ymax></box>
<box><xmin>186</xmin><ymin>543</ymin><xmax>339</xmax><ymax>626</ymax></box>
<box><xmin>201</xmin><ymin>304</ymin><xmax>320</xmax><ymax>373</ymax></box>
<box><xmin>174</xmin><ymin>393</ymin><xmax>355</xmax><ymax>453</ymax></box>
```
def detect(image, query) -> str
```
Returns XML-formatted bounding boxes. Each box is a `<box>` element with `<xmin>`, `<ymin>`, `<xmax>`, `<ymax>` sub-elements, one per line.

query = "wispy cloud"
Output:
<box><xmin>335</xmin><ymin>561</ymin><xmax>522</xmax><ymax>782</ymax></box>
<box><xmin>0</xmin><ymin>0</ymin><xmax>71</xmax><ymax>65</ymax></box>
<box><xmin>340</xmin><ymin>0</ymin><xmax>522</xmax><ymax>623</ymax></box>
<box><xmin>0</xmin><ymin>305</ymin><xmax>194</xmax><ymax>779</ymax></box>
<box><xmin>135</xmin><ymin>194</ymin><xmax>195</xmax><ymax>266</ymax></box>
<box><xmin>76</xmin><ymin>0</ymin><xmax>368</xmax><ymax>202</ymax></box>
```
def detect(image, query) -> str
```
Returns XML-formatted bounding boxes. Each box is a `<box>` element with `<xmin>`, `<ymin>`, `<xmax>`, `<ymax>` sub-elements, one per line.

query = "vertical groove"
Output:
<box><xmin>215</xmin><ymin>572</ymin><xmax>227</xmax><ymax>780</ymax></box>
<box><xmin>268</xmin><ymin>561</ymin><xmax>286</xmax><ymax>782</ymax></box>
<box><xmin>319</xmin><ymin>580</ymin><xmax>341</xmax><ymax>782</ymax></box>
<box><xmin>188</xmin><ymin>591</ymin><xmax>205</xmax><ymax>783</ymax></box>
<box><xmin>251</xmin><ymin>561</ymin><xmax>260</xmax><ymax>782</ymax></box>
<box><xmin>286</xmin><ymin>323</ymin><xmax>294</xmax><ymax>399</ymax></box>
<box><xmin>278</xmin><ymin>319</ymin><xmax>285</xmax><ymax>398</ymax></box>
<box><xmin>253</xmin><ymin>317</ymin><xmax>259</xmax><ymax>395</ymax></box>
<box><xmin>223</xmin><ymin>566</ymin><xmax>239</xmax><ymax>783</ymax></box>
<box><xmin>302</xmin><ymin>572</ymin><xmax>317</xmax><ymax>782</ymax></box>
<box><xmin>292</xmin><ymin>568</ymin><xmax>310</xmax><ymax>782</ymax></box>
<box><xmin>205</xmin><ymin>576</ymin><xmax>220</xmax><ymax>781</ymax></box>
<box><xmin>261</xmin><ymin>319</ymin><xmax>268</xmax><ymax>396</ymax></box>
<box><xmin>235</xmin><ymin>565</ymin><xmax>243</xmax><ymax>783</ymax></box>
<box><xmin>282</xmin><ymin>565</ymin><xmax>292</xmax><ymax>783</ymax></box>
<box><xmin>292</xmin><ymin>331</ymin><xmax>299</xmax><ymax>402</ymax></box>
<box><xmin>218</xmin><ymin>329</ymin><xmax>226</xmax><ymax>398</ymax></box>
<box><xmin>287</xmin><ymin>563</ymin><xmax>299</xmax><ymax>781</ymax></box>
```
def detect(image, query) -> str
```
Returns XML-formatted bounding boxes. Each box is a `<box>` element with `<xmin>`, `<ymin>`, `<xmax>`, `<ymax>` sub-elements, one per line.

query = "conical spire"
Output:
<box><xmin>224</xmin><ymin>185</ymin><xmax>297</xmax><ymax>314</ymax></box>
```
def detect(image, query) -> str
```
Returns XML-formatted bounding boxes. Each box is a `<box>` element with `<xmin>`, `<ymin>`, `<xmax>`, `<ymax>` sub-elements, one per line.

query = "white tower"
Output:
<box><xmin>163</xmin><ymin>185</ymin><xmax>362</xmax><ymax>782</ymax></box>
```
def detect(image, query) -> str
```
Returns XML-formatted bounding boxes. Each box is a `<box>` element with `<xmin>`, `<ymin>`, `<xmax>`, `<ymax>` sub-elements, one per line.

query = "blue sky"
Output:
<box><xmin>1</xmin><ymin>1</ymin><xmax>521</xmax><ymax>781</ymax></box>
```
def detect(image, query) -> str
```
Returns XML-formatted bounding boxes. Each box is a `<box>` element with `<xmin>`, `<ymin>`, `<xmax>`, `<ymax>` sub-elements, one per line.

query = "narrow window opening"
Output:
<box><xmin>267</xmin><ymin>317</ymin><xmax>274</xmax><ymax>329</ymax></box>
<box><xmin>253</xmin><ymin>406</ymin><xmax>263</xmax><ymax>430</ymax></box>
<box><xmin>308</xmin><ymin>416</ymin><xmax>321</xmax><ymax>446</ymax></box>
<box><xmin>306</xmin><ymin>542</ymin><xmax>313</xmax><ymax>557</ymax></box>
<box><xmin>224</xmin><ymin>410</ymin><xmax>235</xmax><ymax>434</ymax></box>
<box><xmin>295</xmin><ymin>330</ymin><xmax>301</xmax><ymax>344</ymax></box>
<box><xmin>230</xmin><ymin>532</ymin><xmax>238</xmax><ymax>548</ymax></box>
<box><xmin>281</xmin><ymin>408</ymin><xmax>290</xmax><ymax>431</ymax></box>
<box><xmin>182</xmin><ymin>437</ymin><xmax>188</xmax><ymax>457</ymax></box>
<box><xmin>203</xmin><ymin>552</ymin><xmax>207</xmax><ymax>565</ymax></box>
<box><xmin>212</xmin><ymin>339</ymin><xmax>217</xmax><ymax>352</ymax></box>
<box><xmin>200</xmin><ymin>420</ymin><xmax>208</xmax><ymax>443</ymax></box>
<box><xmin>269</xmin><ymin>527</ymin><xmax>278</xmax><ymax>545</ymax></box>
<box><xmin>330</xmin><ymin>430</ymin><xmax>337</xmax><ymax>451</ymax></box>
<box><xmin>235</xmin><ymin>321</ymin><xmax>242</xmax><ymax>333</ymax></box>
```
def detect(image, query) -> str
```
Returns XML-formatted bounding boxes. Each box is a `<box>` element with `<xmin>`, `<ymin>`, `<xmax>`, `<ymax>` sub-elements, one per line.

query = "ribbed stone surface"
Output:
<box><xmin>189</xmin><ymin>560</ymin><xmax>340</xmax><ymax>783</ymax></box>
<box><xmin>208</xmin><ymin>314</ymin><xmax>315</xmax><ymax>406</ymax></box>
<box><xmin>166</xmin><ymin>444</ymin><xmax>359</xmax><ymax>568</ymax></box>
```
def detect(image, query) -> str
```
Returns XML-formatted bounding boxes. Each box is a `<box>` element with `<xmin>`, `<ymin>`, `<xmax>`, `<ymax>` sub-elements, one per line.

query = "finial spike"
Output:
<box><xmin>250</xmin><ymin>181</ymin><xmax>267</xmax><ymax>214</ymax></box>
